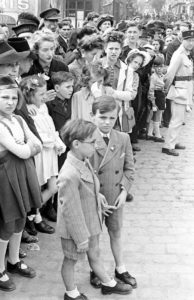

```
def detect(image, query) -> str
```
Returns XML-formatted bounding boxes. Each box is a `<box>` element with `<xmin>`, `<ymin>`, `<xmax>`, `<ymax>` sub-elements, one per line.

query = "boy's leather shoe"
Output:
<box><xmin>101</xmin><ymin>282</ymin><xmax>133</xmax><ymax>295</ymax></box>
<box><xmin>90</xmin><ymin>271</ymin><xmax>101</xmax><ymax>288</ymax></box>
<box><xmin>115</xmin><ymin>270</ymin><xmax>137</xmax><ymax>288</ymax></box>
<box><xmin>7</xmin><ymin>260</ymin><xmax>36</xmax><ymax>278</ymax></box>
<box><xmin>154</xmin><ymin>137</ymin><xmax>165</xmax><ymax>143</ymax></box>
<box><xmin>25</xmin><ymin>219</ymin><xmax>37</xmax><ymax>236</ymax></box>
<box><xmin>0</xmin><ymin>271</ymin><xmax>16</xmax><ymax>292</ymax></box>
<box><xmin>64</xmin><ymin>293</ymin><xmax>88</xmax><ymax>300</ymax></box>
<box><xmin>175</xmin><ymin>143</ymin><xmax>186</xmax><ymax>150</ymax></box>
<box><xmin>35</xmin><ymin>220</ymin><xmax>55</xmax><ymax>234</ymax></box>
<box><xmin>162</xmin><ymin>148</ymin><xmax>179</xmax><ymax>156</ymax></box>
<box><xmin>132</xmin><ymin>145</ymin><xmax>141</xmax><ymax>152</ymax></box>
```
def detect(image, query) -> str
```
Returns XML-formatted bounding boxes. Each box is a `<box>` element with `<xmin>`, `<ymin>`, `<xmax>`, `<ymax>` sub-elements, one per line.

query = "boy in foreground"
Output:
<box><xmin>90</xmin><ymin>96</ymin><xmax>137</xmax><ymax>289</ymax></box>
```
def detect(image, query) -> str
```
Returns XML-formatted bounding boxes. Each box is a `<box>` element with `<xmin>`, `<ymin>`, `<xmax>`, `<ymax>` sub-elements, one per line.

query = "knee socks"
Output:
<box><xmin>0</xmin><ymin>239</ymin><xmax>8</xmax><ymax>274</ymax></box>
<box><xmin>8</xmin><ymin>232</ymin><xmax>22</xmax><ymax>265</ymax></box>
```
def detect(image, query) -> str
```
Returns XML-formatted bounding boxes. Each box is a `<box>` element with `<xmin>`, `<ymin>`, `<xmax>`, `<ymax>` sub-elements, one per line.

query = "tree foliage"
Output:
<box><xmin>150</xmin><ymin>0</ymin><xmax>166</xmax><ymax>12</ymax></box>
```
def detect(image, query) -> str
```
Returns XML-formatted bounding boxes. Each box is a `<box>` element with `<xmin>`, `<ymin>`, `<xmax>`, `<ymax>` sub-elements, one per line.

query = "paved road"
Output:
<box><xmin>2</xmin><ymin>112</ymin><xmax>194</xmax><ymax>300</ymax></box>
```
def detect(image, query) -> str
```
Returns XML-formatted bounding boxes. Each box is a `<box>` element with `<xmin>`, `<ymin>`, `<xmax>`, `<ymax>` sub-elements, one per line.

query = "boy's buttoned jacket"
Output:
<box><xmin>56</xmin><ymin>153</ymin><xmax>102</xmax><ymax>245</ymax></box>
<box><xmin>91</xmin><ymin>129</ymin><xmax>135</xmax><ymax>206</ymax></box>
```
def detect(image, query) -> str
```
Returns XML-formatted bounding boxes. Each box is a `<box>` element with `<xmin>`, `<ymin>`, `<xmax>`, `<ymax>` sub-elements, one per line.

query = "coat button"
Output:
<box><xmin>100</xmin><ymin>183</ymin><xmax>103</xmax><ymax>187</ymax></box>
<box><xmin>115</xmin><ymin>170</ymin><xmax>119</xmax><ymax>174</ymax></box>
<box><xmin>115</xmin><ymin>183</ymin><xmax>119</xmax><ymax>186</ymax></box>
<box><xmin>98</xmin><ymin>170</ymin><xmax>103</xmax><ymax>175</ymax></box>
<box><xmin>94</xmin><ymin>170</ymin><xmax>97</xmax><ymax>173</ymax></box>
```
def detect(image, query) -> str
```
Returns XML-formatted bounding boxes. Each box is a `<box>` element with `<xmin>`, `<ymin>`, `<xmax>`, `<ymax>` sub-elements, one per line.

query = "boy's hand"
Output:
<box><xmin>98</xmin><ymin>193</ymin><xmax>116</xmax><ymax>216</ymax></box>
<box><xmin>114</xmin><ymin>190</ymin><xmax>127</xmax><ymax>209</ymax></box>
<box><xmin>77</xmin><ymin>240</ymin><xmax>89</xmax><ymax>253</ymax></box>
<box><xmin>44</xmin><ymin>90</ymin><xmax>57</xmax><ymax>102</ymax></box>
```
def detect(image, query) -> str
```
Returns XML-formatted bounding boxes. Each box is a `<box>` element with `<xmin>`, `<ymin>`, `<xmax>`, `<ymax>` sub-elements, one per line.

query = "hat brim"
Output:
<box><xmin>0</xmin><ymin>52</ymin><xmax>23</xmax><ymax>64</ymax></box>
<box><xmin>97</xmin><ymin>18</ymin><xmax>113</xmax><ymax>30</ymax></box>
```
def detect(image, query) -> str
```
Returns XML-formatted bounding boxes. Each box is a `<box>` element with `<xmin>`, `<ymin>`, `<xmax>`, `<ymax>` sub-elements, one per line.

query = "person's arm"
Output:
<box><xmin>164</xmin><ymin>51</ymin><xmax>182</xmax><ymax>93</ymax></box>
<box><xmin>71</xmin><ymin>93</ymin><xmax>78</xmax><ymax>120</ymax></box>
<box><xmin>120</xmin><ymin>133</ymin><xmax>135</xmax><ymax>192</ymax></box>
<box><xmin>148</xmin><ymin>74</ymin><xmax>156</xmax><ymax>105</ymax></box>
<box><xmin>57</xmin><ymin>171</ymin><xmax>90</xmax><ymax>245</ymax></box>
<box><xmin>0</xmin><ymin>124</ymin><xmax>32</xmax><ymax>159</ymax></box>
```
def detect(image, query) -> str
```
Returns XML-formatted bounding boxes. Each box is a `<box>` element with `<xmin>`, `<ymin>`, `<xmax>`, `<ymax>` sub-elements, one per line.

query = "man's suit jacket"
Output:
<box><xmin>56</xmin><ymin>152</ymin><xmax>102</xmax><ymax>245</ymax></box>
<box><xmin>91</xmin><ymin>129</ymin><xmax>135</xmax><ymax>205</ymax></box>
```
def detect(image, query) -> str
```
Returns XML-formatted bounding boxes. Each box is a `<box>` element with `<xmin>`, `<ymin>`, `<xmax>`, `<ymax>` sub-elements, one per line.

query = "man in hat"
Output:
<box><xmin>86</xmin><ymin>11</ymin><xmax>99</xmax><ymax>27</ymax></box>
<box><xmin>12</xmin><ymin>23</ymin><xmax>38</xmax><ymax>41</ymax></box>
<box><xmin>96</xmin><ymin>14</ymin><xmax>114</xmax><ymax>33</ymax></box>
<box><xmin>17</xmin><ymin>12</ymin><xmax>40</xmax><ymax>28</ymax></box>
<box><xmin>163</xmin><ymin>21</ymin><xmax>190</xmax><ymax>128</ymax></box>
<box><xmin>162</xmin><ymin>30</ymin><xmax>194</xmax><ymax>156</ymax></box>
<box><xmin>40</xmin><ymin>8</ymin><xmax>60</xmax><ymax>33</ymax></box>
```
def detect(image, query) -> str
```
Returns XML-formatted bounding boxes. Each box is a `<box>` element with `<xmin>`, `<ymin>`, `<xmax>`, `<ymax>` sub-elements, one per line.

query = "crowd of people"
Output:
<box><xmin>0</xmin><ymin>6</ymin><xmax>194</xmax><ymax>300</ymax></box>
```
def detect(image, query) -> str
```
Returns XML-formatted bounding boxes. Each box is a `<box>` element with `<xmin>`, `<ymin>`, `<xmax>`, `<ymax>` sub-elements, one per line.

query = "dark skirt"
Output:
<box><xmin>154</xmin><ymin>90</ymin><xmax>166</xmax><ymax>110</ymax></box>
<box><xmin>0</xmin><ymin>152</ymin><xmax>42</xmax><ymax>224</ymax></box>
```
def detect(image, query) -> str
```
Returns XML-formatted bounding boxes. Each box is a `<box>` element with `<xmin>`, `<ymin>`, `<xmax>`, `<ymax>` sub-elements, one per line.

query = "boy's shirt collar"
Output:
<box><xmin>98</xmin><ymin>129</ymin><xmax>111</xmax><ymax>139</ymax></box>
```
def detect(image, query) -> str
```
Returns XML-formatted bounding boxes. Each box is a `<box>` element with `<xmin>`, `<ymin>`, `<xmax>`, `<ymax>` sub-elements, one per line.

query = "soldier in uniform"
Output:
<box><xmin>162</xmin><ymin>30</ymin><xmax>194</xmax><ymax>156</ymax></box>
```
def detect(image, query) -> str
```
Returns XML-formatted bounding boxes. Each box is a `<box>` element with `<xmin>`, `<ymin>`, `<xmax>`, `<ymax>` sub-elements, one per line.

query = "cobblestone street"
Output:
<box><xmin>1</xmin><ymin>112</ymin><xmax>194</xmax><ymax>300</ymax></box>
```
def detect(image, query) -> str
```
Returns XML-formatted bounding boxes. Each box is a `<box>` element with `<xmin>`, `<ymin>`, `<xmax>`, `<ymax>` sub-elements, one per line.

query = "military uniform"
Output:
<box><xmin>163</xmin><ymin>32</ymin><xmax>194</xmax><ymax>153</ymax></box>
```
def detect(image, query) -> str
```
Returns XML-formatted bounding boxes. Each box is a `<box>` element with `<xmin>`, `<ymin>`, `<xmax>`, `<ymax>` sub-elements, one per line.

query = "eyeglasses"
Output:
<box><xmin>80</xmin><ymin>139</ymin><xmax>96</xmax><ymax>145</ymax></box>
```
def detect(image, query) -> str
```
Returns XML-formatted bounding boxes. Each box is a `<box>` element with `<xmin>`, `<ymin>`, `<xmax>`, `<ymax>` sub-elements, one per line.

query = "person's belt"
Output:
<box><xmin>174</xmin><ymin>75</ymin><xmax>193</xmax><ymax>81</ymax></box>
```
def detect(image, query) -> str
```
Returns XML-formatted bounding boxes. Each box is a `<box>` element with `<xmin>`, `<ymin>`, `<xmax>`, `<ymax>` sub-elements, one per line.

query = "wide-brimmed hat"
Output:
<box><xmin>8</xmin><ymin>37</ymin><xmax>36</xmax><ymax>60</ymax></box>
<box><xmin>12</xmin><ymin>23</ymin><xmax>37</xmax><ymax>36</ymax></box>
<box><xmin>0</xmin><ymin>40</ymin><xmax>23</xmax><ymax>65</ymax></box>
<box><xmin>40</xmin><ymin>8</ymin><xmax>60</xmax><ymax>21</ymax></box>
<box><xmin>115</xmin><ymin>20</ymin><xmax>129</xmax><ymax>33</ymax></box>
<box><xmin>126</xmin><ymin>49</ymin><xmax>151</xmax><ymax>67</ymax></box>
<box><xmin>96</xmin><ymin>14</ymin><xmax>114</xmax><ymax>30</ymax></box>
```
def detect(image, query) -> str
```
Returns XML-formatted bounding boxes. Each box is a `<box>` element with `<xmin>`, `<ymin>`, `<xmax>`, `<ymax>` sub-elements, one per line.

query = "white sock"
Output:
<box><xmin>116</xmin><ymin>265</ymin><xmax>127</xmax><ymax>274</ymax></box>
<box><xmin>66</xmin><ymin>287</ymin><xmax>80</xmax><ymax>298</ymax></box>
<box><xmin>153</xmin><ymin>122</ymin><xmax>161</xmax><ymax>138</ymax></box>
<box><xmin>148</xmin><ymin>120</ymin><xmax>154</xmax><ymax>136</ymax></box>
<box><xmin>28</xmin><ymin>215</ymin><xmax>35</xmax><ymax>221</ymax></box>
<box><xmin>34</xmin><ymin>212</ymin><xmax>42</xmax><ymax>224</ymax></box>
<box><xmin>0</xmin><ymin>238</ymin><xmax>9</xmax><ymax>278</ymax></box>
<box><xmin>8</xmin><ymin>232</ymin><xmax>22</xmax><ymax>265</ymax></box>
<box><xmin>102</xmin><ymin>278</ymin><xmax>117</xmax><ymax>287</ymax></box>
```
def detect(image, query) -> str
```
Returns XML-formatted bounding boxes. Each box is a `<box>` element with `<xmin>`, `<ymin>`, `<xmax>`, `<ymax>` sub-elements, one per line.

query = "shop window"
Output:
<box><xmin>77</xmin><ymin>0</ymin><xmax>84</xmax><ymax>9</ymax></box>
<box><xmin>68</xmin><ymin>0</ymin><xmax>76</xmax><ymax>9</ymax></box>
<box><xmin>85</xmin><ymin>0</ymin><xmax>92</xmax><ymax>10</ymax></box>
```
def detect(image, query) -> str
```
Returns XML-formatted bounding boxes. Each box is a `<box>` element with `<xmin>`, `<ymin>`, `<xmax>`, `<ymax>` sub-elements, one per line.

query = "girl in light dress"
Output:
<box><xmin>20</xmin><ymin>75</ymin><xmax>66</xmax><ymax>225</ymax></box>
<box><xmin>0</xmin><ymin>76</ymin><xmax>42</xmax><ymax>292</ymax></box>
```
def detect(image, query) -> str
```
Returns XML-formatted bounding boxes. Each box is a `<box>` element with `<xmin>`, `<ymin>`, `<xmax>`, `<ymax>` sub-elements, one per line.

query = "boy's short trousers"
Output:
<box><xmin>0</xmin><ymin>217</ymin><xmax>26</xmax><ymax>240</ymax></box>
<box><xmin>105</xmin><ymin>205</ymin><xmax>123</xmax><ymax>231</ymax></box>
<box><xmin>61</xmin><ymin>234</ymin><xmax>100</xmax><ymax>261</ymax></box>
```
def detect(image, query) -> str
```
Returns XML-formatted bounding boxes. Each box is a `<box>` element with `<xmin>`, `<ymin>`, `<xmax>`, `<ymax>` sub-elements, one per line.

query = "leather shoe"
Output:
<box><xmin>19</xmin><ymin>247</ymin><xmax>27</xmax><ymax>259</ymax></box>
<box><xmin>154</xmin><ymin>137</ymin><xmax>165</xmax><ymax>143</ymax></box>
<box><xmin>90</xmin><ymin>271</ymin><xmax>101</xmax><ymax>288</ymax></box>
<box><xmin>25</xmin><ymin>218</ymin><xmax>37</xmax><ymax>236</ymax></box>
<box><xmin>101</xmin><ymin>281</ymin><xmax>133</xmax><ymax>295</ymax></box>
<box><xmin>126</xmin><ymin>193</ymin><xmax>134</xmax><ymax>202</ymax></box>
<box><xmin>162</xmin><ymin>148</ymin><xmax>179</xmax><ymax>156</ymax></box>
<box><xmin>115</xmin><ymin>270</ymin><xmax>137</xmax><ymax>288</ymax></box>
<box><xmin>175</xmin><ymin>143</ymin><xmax>186</xmax><ymax>150</ymax></box>
<box><xmin>64</xmin><ymin>293</ymin><xmax>88</xmax><ymax>300</ymax></box>
<box><xmin>34</xmin><ymin>220</ymin><xmax>55</xmax><ymax>234</ymax></box>
<box><xmin>7</xmin><ymin>260</ymin><xmax>36</xmax><ymax>278</ymax></box>
<box><xmin>0</xmin><ymin>271</ymin><xmax>16</xmax><ymax>292</ymax></box>
<box><xmin>21</xmin><ymin>230</ymin><xmax>39</xmax><ymax>244</ymax></box>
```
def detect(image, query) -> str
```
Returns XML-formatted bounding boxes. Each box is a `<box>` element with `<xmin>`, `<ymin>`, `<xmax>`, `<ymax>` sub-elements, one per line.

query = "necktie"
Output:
<box><xmin>121</xmin><ymin>101</ymin><xmax>129</xmax><ymax>132</ymax></box>
<box><xmin>103</xmin><ymin>136</ymin><xmax>109</xmax><ymax>145</ymax></box>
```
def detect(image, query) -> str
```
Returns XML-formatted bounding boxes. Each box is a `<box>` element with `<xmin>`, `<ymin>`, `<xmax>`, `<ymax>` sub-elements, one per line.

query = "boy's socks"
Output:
<box><xmin>102</xmin><ymin>278</ymin><xmax>117</xmax><ymax>287</ymax></box>
<box><xmin>0</xmin><ymin>239</ymin><xmax>9</xmax><ymax>279</ymax></box>
<box><xmin>27</xmin><ymin>215</ymin><xmax>35</xmax><ymax>221</ymax></box>
<box><xmin>8</xmin><ymin>232</ymin><xmax>22</xmax><ymax>265</ymax></box>
<box><xmin>153</xmin><ymin>122</ymin><xmax>161</xmax><ymax>138</ymax></box>
<box><xmin>148</xmin><ymin>120</ymin><xmax>154</xmax><ymax>136</ymax></box>
<box><xmin>66</xmin><ymin>287</ymin><xmax>80</xmax><ymax>298</ymax></box>
<box><xmin>34</xmin><ymin>212</ymin><xmax>42</xmax><ymax>224</ymax></box>
<box><xmin>116</xmin><ymin>265</ymin><xmax>127</xmax><ymax>274</ymax></box>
